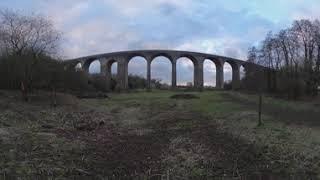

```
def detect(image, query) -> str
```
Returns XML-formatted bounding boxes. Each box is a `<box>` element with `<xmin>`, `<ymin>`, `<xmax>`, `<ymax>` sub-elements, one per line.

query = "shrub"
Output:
<box><xmin>89</xmin><ymin>74</ymin><xmax>109</xmax><ymax>92</ymax></box>
<box><xmin>224</xmin><ymin>81</ymin><xmax>232</xmax><ymax>90</ymax></box>
<box><xmin>276</xmin><ymin>75</ymin><xmax>306</xmax><ymax>99</ymax></box>
<box><xmin>0</xmin><ymin>55</ymin><xmax>93</xmax><ymax>93</ymax></box>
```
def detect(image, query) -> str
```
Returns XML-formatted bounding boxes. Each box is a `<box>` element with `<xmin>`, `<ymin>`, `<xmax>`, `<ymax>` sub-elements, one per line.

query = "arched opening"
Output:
<box><xmin>203</xmin><ymin>59</ymin><xmax>216</xmax><ymax>87</ymax></box>
<box><xmin>89</xmin><ymin>59</ymin><xmax>101</xmax><ymax>74</ymax></box>
<box><xmin>111</xmin><ymin>62</ymin><xmax>118</xmax><ymax>75</ymax></box>
<box><xmin>177</xmin><ymin>57</ymin><xmax>194</xmax><ymax>87</ymax></box>
<box><xmin>107</xmin><ymin>60</ymin><xmax>118</xmax><ymax>91</ymax></box>
<box><xmin>128</xmin><ymin>56</ymin><xmax>147</xmax><ymax>89</ymax></box>
<box><xmin>224</xmin><ymin>62</ymin><xmax>233</xmax><ymax>89</ymax></box>
<box><xmin>240</xmin><ymin>65</ymin><xmax>245</xmax><ymax>80</ymax></box>
<box><xmin>151</xmin><ymin>56</ymin><xmax>172</xmax><ymax>88</ymax></box>
<box><xmin>75</xmin><ymin>62</ymin><xmax>82</xmax><ymax>71</ymax></box>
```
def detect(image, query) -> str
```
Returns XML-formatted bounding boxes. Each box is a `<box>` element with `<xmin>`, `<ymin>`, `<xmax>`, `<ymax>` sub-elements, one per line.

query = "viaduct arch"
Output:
<box><xmin>65</xmin><ymin>50</ymin><xmax>266</xmax><ymax>91</ymax></box>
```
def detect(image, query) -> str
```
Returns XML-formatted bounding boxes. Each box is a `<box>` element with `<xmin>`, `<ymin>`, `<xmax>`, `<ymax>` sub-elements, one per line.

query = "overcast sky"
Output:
<box><xmin>1</xmin><ymin>0</ymin><xmax>319</xmax><ymax>85</ymax></box>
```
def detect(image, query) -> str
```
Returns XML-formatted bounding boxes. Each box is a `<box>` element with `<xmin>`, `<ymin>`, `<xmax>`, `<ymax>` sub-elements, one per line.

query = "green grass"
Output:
<box><xmin>229</xmin><ymin>91</ymin><xmax>320</xmax><ymax>112</ymax></box>
<box><xmin>190</xmin><ymin>91</ymin><xmax>245</xmax><ymax>114</ymax></box>
<box><xmin>186</xmin><ymin>91</ymin><xmax>320</xmax><ymax>165</ymax></box>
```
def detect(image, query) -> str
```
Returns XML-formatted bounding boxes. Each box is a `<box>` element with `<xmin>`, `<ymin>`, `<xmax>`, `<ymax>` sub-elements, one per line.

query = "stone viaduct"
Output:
<box><xmin>65</xmin><ymin>50</ymin><xmax>266</xmax><ymax>91</ymax></box>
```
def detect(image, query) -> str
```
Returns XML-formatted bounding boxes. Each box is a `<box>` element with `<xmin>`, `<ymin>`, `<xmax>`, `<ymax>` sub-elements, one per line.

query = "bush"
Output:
<box><xmin>89</xmin><ymin>75</ymin><xmax>109</xmax><ymax>92</ymax></box>
<box><xmin>0</xmin><ymin>55</ymin><xmax>168</xmax><ymax>95</ymax></box>
<box><xmin>0</xmin><ymin>55</ymin><xmax>93</xmax><ymax>93</ymax></box>
<box><xmin>277</xmin><ymin>76</ymin><xmax>306</xmax><ymax>99</ymax></box>
<box><xmin>128</xmin><ymin>75</ymin><xmax>147</xmax><ymax>89</ymax></box>
<box><xmin>224</xmin><ymin>81</ymin><xmax>232</xmax><ymax>90</ymax></box>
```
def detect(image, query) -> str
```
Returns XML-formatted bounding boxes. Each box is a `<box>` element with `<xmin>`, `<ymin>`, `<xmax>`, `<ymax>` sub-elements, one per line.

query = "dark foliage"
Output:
<box><xmin>170</xmin><ymin>94</ymin><xmax>200</xmax><ymax>99</ymax></box>
<box><xmin>245</xmin><ymin>19</ymin><xmax>320</xmax><ymax>99</ymax></box>
<box><xmin>224</xmin><ymin>81</ymin><xmax>233</xmax><ymax>90</ymax></box>
<box><xmin>0</xmin><ymin>55</ymin><xmax>93</xmax><ymax>93</ymax></box>
<box><xmin>128</xmin><ymin>74</ymin><xmax>147</xmax><ymax>89</ymax></box>
<box><xmin>128</xmin><ymin>74</ymin><xmax>163</xmax><ymax>90</ymax></box>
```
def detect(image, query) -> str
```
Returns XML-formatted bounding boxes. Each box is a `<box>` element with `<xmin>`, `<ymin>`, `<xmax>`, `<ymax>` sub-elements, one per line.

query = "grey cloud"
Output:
<box><xmin>0</xmin><ymin>0</ymin><xmax>292</xmax><ymax>85</ymax></box>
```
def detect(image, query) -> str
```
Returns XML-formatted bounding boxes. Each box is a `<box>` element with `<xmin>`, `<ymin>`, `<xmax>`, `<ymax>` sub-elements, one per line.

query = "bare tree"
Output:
<box><xmin>0</xmin><ymin>9</ymin><xmax>61</xmax><ymax>57</ymax></box>
<box><xmin>247</xmin><ymin>19</ymin><xmax>320</xmax><ymax>98</ymax></box>
<box><xmin>247</xmin><ymin>46</ymin><xmax>258</xmax><ymax>64</ymax></box>
<box><xmin>0</xmin><ymin>9</ymin><xmax>61</xmax><ymax>101</ymax></box>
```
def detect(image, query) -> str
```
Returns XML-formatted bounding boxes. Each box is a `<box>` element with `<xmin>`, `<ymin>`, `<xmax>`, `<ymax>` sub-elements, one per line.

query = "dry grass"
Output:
<box><xmin>0</xmin><ymin>90</ymin><xmax>320</xmax><ymax>179</ymax></box>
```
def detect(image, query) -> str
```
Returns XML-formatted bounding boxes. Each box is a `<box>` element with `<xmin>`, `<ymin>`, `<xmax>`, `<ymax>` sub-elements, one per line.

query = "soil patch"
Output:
<box><xmin>76</xmin><ymin>92</ymin><xmax>109</xmax><ymax>99</ymax></box>
<box><xmin>170</xmin><ymin>93</ymin><xmax>199</xmax><ymax>99</ymax></box>
<box><xmin>55</xmin><ymin>124</ymin><xmax>169</xmax><ymax>178</ymax></box>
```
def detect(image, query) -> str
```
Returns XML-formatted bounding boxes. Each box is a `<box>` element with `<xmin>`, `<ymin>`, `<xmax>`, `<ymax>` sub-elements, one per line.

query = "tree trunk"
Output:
<box><xmin>51</xmin><ymin>85</ymin><xmax>57</xmax><ymax>108</ymax></box>
<box><xmin>20</xmin><ymin>81</ymin><xmax>28</xmax><ymax>102</ymax></box>
<box><xmin>258</xmin><ymin>92</ymin><xmax>263</xmax><ymax>126</ymax></box>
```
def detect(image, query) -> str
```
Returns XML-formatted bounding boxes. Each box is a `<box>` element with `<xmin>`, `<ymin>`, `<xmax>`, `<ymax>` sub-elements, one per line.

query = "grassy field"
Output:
<box><xmin>0</xmin><ymin>90</ymin><xmax>320</xmax><ymax>179</ymax></box>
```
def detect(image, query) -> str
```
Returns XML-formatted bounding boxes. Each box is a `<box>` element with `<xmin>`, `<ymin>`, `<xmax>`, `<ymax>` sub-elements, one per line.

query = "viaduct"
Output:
<box><xmin>65</xmin><ymin>50</ymin><xmax>267</xmax><ymax>91</ymax></box>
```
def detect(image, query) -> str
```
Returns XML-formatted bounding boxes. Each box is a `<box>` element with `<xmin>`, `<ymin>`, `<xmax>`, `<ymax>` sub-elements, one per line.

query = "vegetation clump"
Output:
<box><xmin>245</xmin><ymin>19</ymin><xmax>320</xmax><ymax>99</ymax></box>
<box><xmin>76</xmin><ymin>92</ymin><xmax>109</xmax><ymax>99</ymax></box>
<box><xmin>170</xmin><ymin>93</ymin><xmax>200</xmax><ymax>99</ymax></box>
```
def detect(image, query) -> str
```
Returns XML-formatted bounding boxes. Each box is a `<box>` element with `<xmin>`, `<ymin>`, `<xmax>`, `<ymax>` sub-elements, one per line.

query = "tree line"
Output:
<box><xmin>90</xmin><ymin>74</ymin><xmax>165</xmax><ymax>92</ymax></box>
<box><xmin>0</xmin><ymin>9</ymin><xmax>166</xmax><ymax>102</ymax></box>
<box><xmin>0</xmin><ymin>9</ymin><xmax>98</xmax><ymax>102</ymax></box>
<box><xmin>3</xmin><ymin>9</ymin><xmax>318</xmax><ymax>100</ymax></box>
<box><xmin>247</xmin><ymin>19</ymin><xmax>320</xmax><ymax>99</ymax></box>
